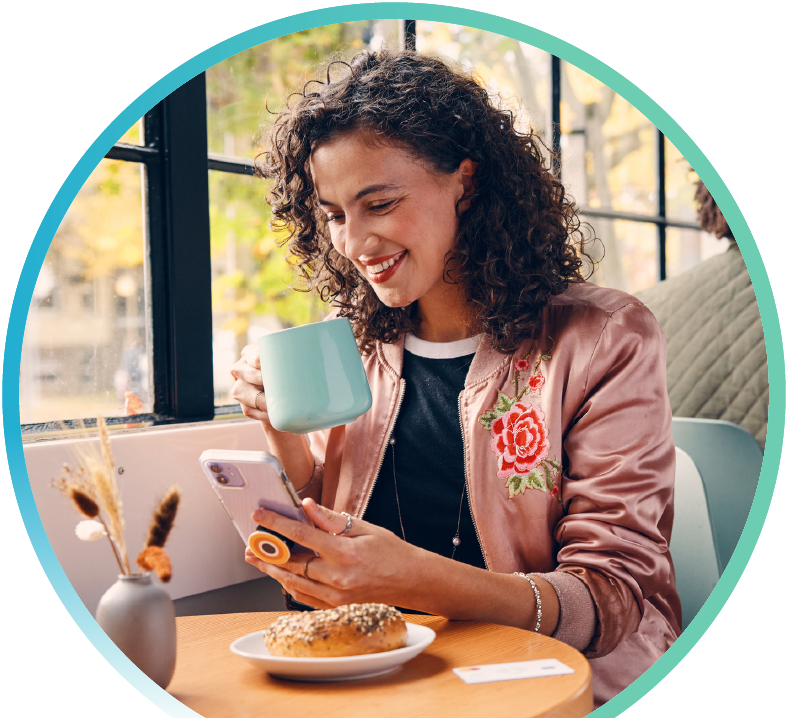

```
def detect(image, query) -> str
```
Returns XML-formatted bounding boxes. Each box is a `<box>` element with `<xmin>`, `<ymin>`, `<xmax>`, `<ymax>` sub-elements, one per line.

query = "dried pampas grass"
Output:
<box><xmin>52</xmin><ymin>456</ymin><xmax>125</xmax><ymax>574</ymax></box>
<box><xmin>52</xmin><ymin>416</ymin><xmax>180</xmax><ymax>581</ymax></box>
<box><xmin>71</xmin><ymin>416</ymin><xmax>130</xmax><ymax>574</ymax></box>
<box><xmin>52</xmin><ymin>467</ymin><xmax>99</xmax><ymax>518</ymax></box>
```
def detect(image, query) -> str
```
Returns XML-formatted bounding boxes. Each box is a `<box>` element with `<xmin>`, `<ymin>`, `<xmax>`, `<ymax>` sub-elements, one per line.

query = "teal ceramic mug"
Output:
<box><xmin>258</xmin><ymin>317</ymin><xmax>373</xmax><ymax>434</ymax></box>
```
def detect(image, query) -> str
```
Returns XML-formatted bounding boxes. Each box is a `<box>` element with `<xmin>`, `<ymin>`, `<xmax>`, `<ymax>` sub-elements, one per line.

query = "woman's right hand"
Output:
<box><xmin>230</xmin><ymin>344</ymin><xmax>272</xmax><ymax>425</ymax></box>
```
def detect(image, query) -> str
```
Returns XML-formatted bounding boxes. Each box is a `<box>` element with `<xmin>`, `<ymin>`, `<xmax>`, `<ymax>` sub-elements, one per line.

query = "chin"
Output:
<box><xmin>378</xmin><ymin>295</ymin><xmax>413</xmax><ymax>309</ymax></box>
<box><xmin>373</xmin><ymin>289</ymin><xmax>414</xmax><ymax>310</ymax></box>
<box><xmin>379</xmin><ymin>299</ymin><xmax>412</xmax><ymax>310</ymax></box>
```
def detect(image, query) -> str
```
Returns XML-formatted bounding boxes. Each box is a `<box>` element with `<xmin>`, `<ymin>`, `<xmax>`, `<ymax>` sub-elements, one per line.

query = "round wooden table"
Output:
<box><xmin>168</xmin><ymin>612</ymin><xmax>593</xmax><ymax>718</ymax></box>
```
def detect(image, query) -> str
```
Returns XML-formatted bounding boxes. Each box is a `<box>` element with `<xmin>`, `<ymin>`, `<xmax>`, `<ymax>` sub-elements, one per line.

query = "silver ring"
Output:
<box><xmin>303</xmin><ymin>556</ymin><xmax>316</xmax><ymax>579</ymax></box>
<box><xmin>254</xmin><ymin>390</ymin><xmax>264</xmax><ymax>411</ymax></box>
<box><xmin>337</xmin><ymin>512</ymin><xmax>353</xmax><ymax>537</ymax></box>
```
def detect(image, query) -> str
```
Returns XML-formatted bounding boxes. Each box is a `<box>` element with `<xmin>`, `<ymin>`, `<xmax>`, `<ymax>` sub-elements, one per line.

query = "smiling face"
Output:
<box><xmin>310</xmin><ymin>132</ymin><xmax>473</xmax><ymax>318</ymax></box>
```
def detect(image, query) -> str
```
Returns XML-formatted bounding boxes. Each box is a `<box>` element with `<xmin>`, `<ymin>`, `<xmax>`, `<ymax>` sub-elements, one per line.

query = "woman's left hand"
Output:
<box><xmin>245</xmin><ymin>498</ymin><xmax>423</xmax><ymax>610</ymax></box>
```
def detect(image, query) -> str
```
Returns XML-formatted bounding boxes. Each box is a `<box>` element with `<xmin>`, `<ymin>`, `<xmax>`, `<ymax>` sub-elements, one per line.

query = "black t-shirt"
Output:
<box><xmin>285</xmin><ymin>338</ymin><xmax>486</xmax><ymax>612</ymax></box>
<box><xmin>363</xmin><ymin>344</ymin><xmax>487</xmax><ymax>570</ymax></box>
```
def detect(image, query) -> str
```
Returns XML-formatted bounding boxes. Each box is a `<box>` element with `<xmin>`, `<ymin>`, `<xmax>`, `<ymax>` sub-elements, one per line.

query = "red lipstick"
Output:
<box><xmin>365</xmin><ymin>251</ymin><xmax>407</xmax><ymax>284</ymax></box>
<box><xmin>358</xmin><ymin>251</ymin><xmax>403</xmax><ymax>266</ymax></box>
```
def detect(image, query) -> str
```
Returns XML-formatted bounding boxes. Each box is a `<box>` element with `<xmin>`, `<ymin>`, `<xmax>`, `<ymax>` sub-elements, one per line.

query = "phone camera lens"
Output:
<box><xmin>216</xmin><ymin>475</ymin><xmax>229</xmax><ymax>484</ymax></box>
<box><xmin>210</xmin><ymin>464</ymin><xmax>222</xmax><ymax>473</ymax></box>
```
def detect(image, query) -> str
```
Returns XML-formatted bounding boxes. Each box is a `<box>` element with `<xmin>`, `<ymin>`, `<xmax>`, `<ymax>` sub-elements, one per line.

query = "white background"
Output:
<box><xmin>2</xmin><ymin>1</ymin><xmax>786</xmax><ymax>715</ymax></box>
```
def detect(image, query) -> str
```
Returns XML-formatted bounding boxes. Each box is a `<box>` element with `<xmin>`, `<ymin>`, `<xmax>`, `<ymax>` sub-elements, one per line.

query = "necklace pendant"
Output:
<box><xmin>452</xmin><ymin>535</ymin><xmax>461</xmax><ymax>547</ymax></box>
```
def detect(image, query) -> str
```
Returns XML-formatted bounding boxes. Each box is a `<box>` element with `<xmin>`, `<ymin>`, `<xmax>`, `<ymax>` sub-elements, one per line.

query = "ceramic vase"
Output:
<box><xmin>95</xmin><ymin>573</ymin><xmax>176</xmax><ymax>688</ymax></box>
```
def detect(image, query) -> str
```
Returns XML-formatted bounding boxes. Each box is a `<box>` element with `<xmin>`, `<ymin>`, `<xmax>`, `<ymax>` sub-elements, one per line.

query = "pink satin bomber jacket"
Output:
<box><xmin>299</xmin><ymin>282</ymin><xmax>681</xmax><ymax>702</ymax></box>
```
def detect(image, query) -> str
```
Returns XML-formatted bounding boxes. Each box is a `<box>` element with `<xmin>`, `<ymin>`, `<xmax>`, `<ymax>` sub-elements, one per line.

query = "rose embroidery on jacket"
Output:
<box><xmin>528</xmin><ymin>372</ymin><xmax>545</xmax><ymax>394</ymax></box>
<box><xmin>491</xmin><ymin>402</ymin><xmax>549</xmax><ymax>477</ymax></box>
<box><xmin>517</xmin><ymin>339</ymin><xmax>552</xmax><ymax>396</ymax></box>
<box><xmin>478</xmin><ymin>339</ymin><xmax>563</xmax><ymax>502</ymax></box>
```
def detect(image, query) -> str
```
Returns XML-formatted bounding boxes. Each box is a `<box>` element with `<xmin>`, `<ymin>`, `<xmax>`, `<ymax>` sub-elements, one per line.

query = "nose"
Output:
<box><xmin>339</xmin><ymin>213</ymin><xmax>379</xmax><ymax>261</ymax></box>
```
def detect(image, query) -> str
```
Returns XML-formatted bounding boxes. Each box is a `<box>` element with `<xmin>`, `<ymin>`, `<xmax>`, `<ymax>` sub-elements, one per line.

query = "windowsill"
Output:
<box><xmin>20</xmin><ymin>405</ymin><xmax>249</xmax><ymax>443</ymax></box>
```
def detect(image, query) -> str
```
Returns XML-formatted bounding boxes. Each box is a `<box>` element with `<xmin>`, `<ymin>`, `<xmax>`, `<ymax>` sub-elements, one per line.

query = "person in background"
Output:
<box><xmin>637</xmin><ymin>180</ymin><xmax>767</xmax><ymax>448</ymax></box>
<box><xmin>231</xmin><ymin>49</ymin><xmax>680</xmax><ymax>707</ymax></box>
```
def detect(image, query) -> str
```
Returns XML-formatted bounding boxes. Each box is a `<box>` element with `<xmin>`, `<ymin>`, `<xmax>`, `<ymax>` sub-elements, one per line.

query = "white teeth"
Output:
<box><xmin>368</xmin><ymin>254</ymin><xmax>401</xmax><ymax>274</ymax></box>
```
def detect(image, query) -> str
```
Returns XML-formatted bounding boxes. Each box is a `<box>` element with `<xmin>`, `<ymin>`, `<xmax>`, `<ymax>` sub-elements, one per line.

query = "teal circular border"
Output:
<box><xmin>4</xmin><ymin>4</ymin><xmax>783</xmax><ymax>716</ymax></box>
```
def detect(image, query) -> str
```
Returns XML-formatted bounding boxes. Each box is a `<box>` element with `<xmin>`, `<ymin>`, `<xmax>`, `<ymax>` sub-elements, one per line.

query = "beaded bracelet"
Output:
<box><xmin>513</xmin><ymin>572</ymin><xmax>542</xmax><ymax>633</ymax></box>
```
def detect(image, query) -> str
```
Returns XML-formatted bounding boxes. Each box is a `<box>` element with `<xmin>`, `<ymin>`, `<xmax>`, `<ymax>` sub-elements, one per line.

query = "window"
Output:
<box><xmin>21</xmin><ymin>158</ymin><xmax>149</xmax><ymax>425</ymax></box>
<box><xmin>20</xmin><ymin>20</ymin><xmax>712</xmax><ymax>434</ymax></box>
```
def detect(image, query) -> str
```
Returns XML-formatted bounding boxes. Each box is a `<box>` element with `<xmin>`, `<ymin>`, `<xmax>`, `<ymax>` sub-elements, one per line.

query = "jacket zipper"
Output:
<box><xmin>458</xmin><ymin>389</ymin><xmax>489</xmax><ymax>570</ymax></box>
<box><xmin>359</xmin><ymin>378</ymin><xmax>406</xmax><ymax>520</ymax></box>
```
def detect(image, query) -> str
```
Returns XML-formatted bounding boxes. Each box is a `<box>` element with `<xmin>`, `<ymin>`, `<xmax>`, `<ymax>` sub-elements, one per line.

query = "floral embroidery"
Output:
<box><xmin>478</xmin><ymin>338</ymin><xmax>563</xmax><ymax>503</ymax></box>
<box><xmin>527</xmin><ymin>372</ymin><xmax>545</xmax><ymax>394</ymax></box>
<box><xmin>515</xmin><ymin>355</ymin><xmax>530</xmax><ymax>372</ymax></box>
<box><xmin>491</xmin><ymin>401</ymin><xmax>549</xmax><ymax>476</ymax></box>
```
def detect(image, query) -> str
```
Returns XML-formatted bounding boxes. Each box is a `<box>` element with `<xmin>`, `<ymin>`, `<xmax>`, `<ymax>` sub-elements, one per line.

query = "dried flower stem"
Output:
<box><xmin>97</xmin><ymin>414</ymin><xmax>115</xmax><ymax>476</ymax></box>
<box><xmin>96</xmin><ymin>513</ymin><xmax>126</xmax><ymax>575</ymax></box>
<box><xmin>91</xmin><ymin>417</ymin><xmax>130</xmax><ymax>574</ymax></box>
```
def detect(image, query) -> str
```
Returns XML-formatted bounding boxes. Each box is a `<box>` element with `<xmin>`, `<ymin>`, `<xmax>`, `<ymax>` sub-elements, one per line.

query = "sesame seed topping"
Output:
<box><xmin>264</xmin><ymin>603</ymin><xmax>404</xmax><ymax>645</ymax></box>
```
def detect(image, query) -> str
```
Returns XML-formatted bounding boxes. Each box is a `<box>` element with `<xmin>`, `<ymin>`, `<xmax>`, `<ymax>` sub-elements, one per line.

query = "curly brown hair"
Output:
<box><xmin>256</xmin><ymin>49</ymin><xmax>593</xmax><ymax>353</ymax></box>
<box><xmin>695</xmin><ymin>179</ymin><xmax>733</xmax><ymax>240</ymax></box>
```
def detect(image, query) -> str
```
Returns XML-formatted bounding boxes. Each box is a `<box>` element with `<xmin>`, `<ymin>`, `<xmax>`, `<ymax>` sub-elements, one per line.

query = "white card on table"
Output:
<box><xmin>453</xmin><ymin>658</ymin><xmax>575</xmax><ymax>684</ymax></box>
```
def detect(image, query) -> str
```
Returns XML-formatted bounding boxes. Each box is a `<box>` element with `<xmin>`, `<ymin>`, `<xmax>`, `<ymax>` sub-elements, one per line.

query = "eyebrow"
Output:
<box><xmin>317</xmin><ymin>183</ymin><xmax>403</xmax><ymax>206</ymax></box>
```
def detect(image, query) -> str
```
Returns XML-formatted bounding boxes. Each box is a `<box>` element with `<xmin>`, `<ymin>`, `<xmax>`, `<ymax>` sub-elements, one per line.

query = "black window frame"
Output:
<box><xmin>21</xmin><ymin>19</ymin><xmax>699</xmax><ymax>435</ymax></box>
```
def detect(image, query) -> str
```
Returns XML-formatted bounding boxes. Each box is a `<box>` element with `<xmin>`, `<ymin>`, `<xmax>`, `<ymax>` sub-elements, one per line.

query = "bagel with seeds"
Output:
<box><xmin>264</xmin><ymin>603</ymin><xmax>407</xmax><ymax>657</ymax></box>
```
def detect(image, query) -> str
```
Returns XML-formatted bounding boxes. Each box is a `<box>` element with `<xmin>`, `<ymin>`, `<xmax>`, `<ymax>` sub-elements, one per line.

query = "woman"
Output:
<box><xmin>230</xmin><ymin>49</ymin><xmax>680</xmax><ymax>706</ymax></box>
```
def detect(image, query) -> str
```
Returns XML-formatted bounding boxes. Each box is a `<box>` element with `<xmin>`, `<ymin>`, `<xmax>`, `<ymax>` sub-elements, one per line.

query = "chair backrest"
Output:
<box><xmin>672</xmin><ymin>417</ymin><xmax>763</xmax><ymax>571</ymax></box>
<box><xmin>671</xmin><ymin>447</ymin><xmax>720</xmax><ymax>631</ymax></box>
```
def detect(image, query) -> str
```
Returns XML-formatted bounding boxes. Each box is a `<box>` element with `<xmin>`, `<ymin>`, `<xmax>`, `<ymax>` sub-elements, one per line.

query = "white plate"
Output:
<box><xmin>230</xmin><ymin>622</ymin><xmax>436</xmax><ymax>682</ymax></box>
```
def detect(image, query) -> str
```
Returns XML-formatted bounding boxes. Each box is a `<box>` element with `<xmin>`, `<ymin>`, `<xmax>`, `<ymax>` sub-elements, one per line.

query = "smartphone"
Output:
<box><xmin>199</xmin><ymin>449</ymin><xmax>317</xmax><ymax>563</ymax></box>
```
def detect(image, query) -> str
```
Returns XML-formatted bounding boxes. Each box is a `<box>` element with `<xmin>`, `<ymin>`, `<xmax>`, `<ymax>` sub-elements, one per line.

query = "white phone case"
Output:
<box><xmin>198</xmin><ymin>449</ymin><xmax>316</xmax><ymax>556</ymax></box>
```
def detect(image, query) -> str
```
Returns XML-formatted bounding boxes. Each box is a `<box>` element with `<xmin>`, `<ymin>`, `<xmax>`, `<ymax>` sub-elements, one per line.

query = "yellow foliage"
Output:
<box><xmin>118</xmin><ymin>121</ymin><xmax>142</xmax><ymax>145</ymax></box>
<box><xmin>224</xmin><ymin>316</ymin><xmax>250</xmax><ymax>336</ymax></box>
<box><xmin>55</xmin><ymin>159</ymin><xmax>144</xmax><ymax>278</ymax></box>
<box><xmin>564</xmin><ymin>62</ymin><xmax>606</xmax><ymax>105</ymax></box>
<box><xmin>234</xmin><ymin>292</ymin><xmax>258</xmax><ymax>313</ymax></box>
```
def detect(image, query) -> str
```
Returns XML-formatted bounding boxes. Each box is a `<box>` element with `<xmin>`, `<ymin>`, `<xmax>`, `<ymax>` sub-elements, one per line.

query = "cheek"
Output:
<box><xmin>328</xmin><ymin>228</ymin><xmax>346</xmax><ymax>257</ymax></box>
<box><xmin>416</xmin><ymin>199</ymin><xmax>459</xmax><ymax>245</ymax></box>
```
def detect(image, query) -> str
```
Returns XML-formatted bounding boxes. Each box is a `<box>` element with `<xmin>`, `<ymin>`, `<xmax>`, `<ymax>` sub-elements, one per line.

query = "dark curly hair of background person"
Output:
<box><xmin>256</xmin><ymin>49</ymin><xmax>595</xmax><ymax>354</ymax></box>
<box><xmin>695</xmin><ymin>179</ymin><xmax>733</xmax><ymax>240</ymax></box>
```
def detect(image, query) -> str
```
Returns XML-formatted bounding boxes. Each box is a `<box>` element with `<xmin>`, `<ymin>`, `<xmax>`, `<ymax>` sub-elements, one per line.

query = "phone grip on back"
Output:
<box><xmin>247</xmin><ymin>529</ymin><xmax>291</xmax><ymax>564</ymax></box>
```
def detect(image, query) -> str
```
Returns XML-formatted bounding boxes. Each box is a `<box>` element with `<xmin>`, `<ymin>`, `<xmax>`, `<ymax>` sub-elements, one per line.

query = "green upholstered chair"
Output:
<box><xmin>671</xmin><ymin>447</ymin><xmax>720</xmax><ymax>630</ymax></box>
<box><xmin>672</xmin><ymin>417</ymin><xmax>763</xmax><ymax>571</ymax></box>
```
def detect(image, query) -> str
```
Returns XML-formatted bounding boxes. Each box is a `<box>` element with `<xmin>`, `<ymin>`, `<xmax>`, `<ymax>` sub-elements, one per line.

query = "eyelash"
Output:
<box><xmin>325</xmin><ymin>201</ymin><xmax>395</xmax><ymax>223</ymax></box>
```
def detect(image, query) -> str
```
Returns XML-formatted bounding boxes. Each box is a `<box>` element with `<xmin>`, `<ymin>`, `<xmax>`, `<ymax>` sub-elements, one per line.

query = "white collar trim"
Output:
<box><xmin>403</xmin><ymin>333</ymin><xmax>482</xmax><ymax>359</ymax></box>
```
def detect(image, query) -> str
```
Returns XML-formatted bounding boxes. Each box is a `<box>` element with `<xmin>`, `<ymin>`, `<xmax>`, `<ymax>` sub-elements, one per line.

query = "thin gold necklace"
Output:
<box><xmin>389</xmin><ymin>436</ymin><xmax>465</xmax><ymax>560</ymax></box>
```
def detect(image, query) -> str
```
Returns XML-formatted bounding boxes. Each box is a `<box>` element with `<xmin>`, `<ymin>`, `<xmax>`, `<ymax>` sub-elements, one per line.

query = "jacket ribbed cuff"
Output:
<box><xmin>530</xmin><ymin>571</ymin><xmax>597</xmax><ymax>652</ymax></box>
